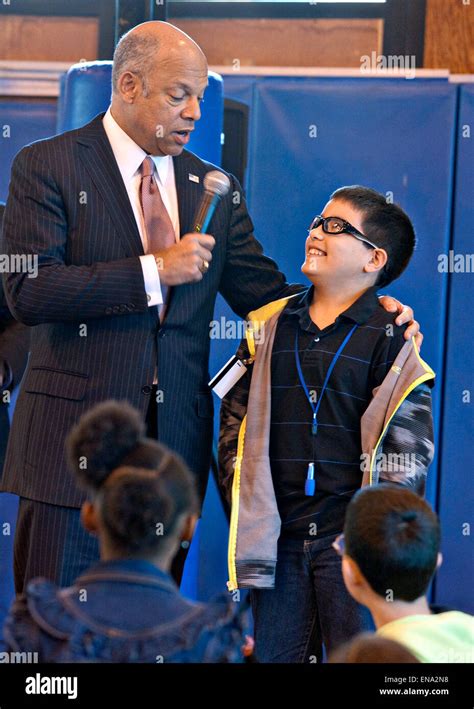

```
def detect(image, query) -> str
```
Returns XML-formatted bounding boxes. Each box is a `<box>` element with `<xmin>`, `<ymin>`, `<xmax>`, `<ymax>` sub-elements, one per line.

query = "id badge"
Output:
<box><xmin>209</xmin><ymin>355</ymin><xmax>248</xmax><ymax>399</ymax></box>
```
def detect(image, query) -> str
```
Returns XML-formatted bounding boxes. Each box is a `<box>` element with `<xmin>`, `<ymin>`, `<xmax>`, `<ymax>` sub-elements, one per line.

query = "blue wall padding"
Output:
<box><xmin>221</xmin><ymin>76</ymin><xmax>458</xmax><ymax>509</ymax></box>
<box><xmin>435</xmin><ymin>84</ymin><xmax>474</xmax><ymax>614</ymax></box>
<box><xmin>0</xmin><ymin>100</ymin><xmax>57</xmax><ymax>201</ymax></box>
<box><xmin>56</xmin><ymin>61</ymin><xmax>114</xmax><ymax>134</ymax></box>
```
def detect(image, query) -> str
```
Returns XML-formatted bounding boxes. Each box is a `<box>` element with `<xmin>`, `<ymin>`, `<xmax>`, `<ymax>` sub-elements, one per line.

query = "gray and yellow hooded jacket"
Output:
<box><xmin>218</xmin><ymin>295</ymin><xmax>435</xmax><ymax>591</ymax></box>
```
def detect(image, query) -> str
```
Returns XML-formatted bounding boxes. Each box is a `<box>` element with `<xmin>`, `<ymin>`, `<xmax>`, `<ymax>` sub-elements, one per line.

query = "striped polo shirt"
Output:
<box><xmin>269</xmin><ymin>284</ymin><xmax>408</xmax><ymax>540</ymax></box>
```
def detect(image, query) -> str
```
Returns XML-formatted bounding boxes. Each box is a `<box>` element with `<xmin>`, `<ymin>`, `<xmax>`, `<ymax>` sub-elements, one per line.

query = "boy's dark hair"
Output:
<box><xmin>344</xmin><ymin>484</ymin><xmax>440</xmax><ymax>602</ymax></box>
<box><xmin>66</xmin><ymin>400</ymin><xmax>199</xmax><ymax>554</ymax></box>
<box><xmin>330</xmin><ymin>186</ymin><xmax>416</xmax><ymax>288</ymax></box>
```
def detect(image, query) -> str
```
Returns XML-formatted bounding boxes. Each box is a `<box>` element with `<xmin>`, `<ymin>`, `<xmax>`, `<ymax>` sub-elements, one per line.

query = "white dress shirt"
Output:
<box><xmin>102</xmin><ymin>107</ymin><xmax>180</xmax><ymax>307</ymax></box>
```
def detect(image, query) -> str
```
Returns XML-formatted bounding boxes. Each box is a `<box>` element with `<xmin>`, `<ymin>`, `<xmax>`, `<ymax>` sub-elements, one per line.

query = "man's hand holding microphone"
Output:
<box><xmin>153</xmin><ymin>170</ymin><xmax>230</xmax><ymax>286</ymax></box>
<box><xmin>154</xmin><ymin>232</ymin><xmax>215</xmax><ymax>285</ymax></box>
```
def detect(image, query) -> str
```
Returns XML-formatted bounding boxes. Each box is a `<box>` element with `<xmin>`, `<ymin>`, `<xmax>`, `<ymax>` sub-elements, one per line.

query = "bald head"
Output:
<box><xmin>112</xmin><ymin>21</ymin><xmax>206</xmax><ymax>95</ymax></box>
<box><xmin>109</xmin><ymin>21</ymin><xmax>209</xmax><ymax>157</ymax></box>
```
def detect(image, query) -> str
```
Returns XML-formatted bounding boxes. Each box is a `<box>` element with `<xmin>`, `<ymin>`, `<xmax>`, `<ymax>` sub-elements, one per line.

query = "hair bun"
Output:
<box><xmin>66</xmin><ymin>400</ymin><xmax>145</xmax><ymax>488</ymax></box>
<box><xmin>103</xmin><ymin>468</ymin><xmax>176</xmax><ymax>553</ymax></box>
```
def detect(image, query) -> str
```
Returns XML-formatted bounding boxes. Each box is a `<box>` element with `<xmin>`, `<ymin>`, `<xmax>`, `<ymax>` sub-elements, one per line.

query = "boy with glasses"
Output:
<box><xmin>218</xmin><ymin>186</ymin><xmax>436</xmax><ymax>662</ymax></box>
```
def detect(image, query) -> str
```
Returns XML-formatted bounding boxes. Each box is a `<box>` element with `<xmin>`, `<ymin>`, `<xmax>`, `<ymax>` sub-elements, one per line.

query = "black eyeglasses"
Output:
<box><xmin>308</xmin><ymin>215</ymin><xmax>379</xmax><ymax>250</ymax></box>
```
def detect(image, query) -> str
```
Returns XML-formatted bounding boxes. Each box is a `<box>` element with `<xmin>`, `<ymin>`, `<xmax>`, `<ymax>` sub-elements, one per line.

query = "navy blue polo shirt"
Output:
<box><xmin>269</xmin><ymin>285</ymin><xmax>408</xmax><ymax>540</ymax></box>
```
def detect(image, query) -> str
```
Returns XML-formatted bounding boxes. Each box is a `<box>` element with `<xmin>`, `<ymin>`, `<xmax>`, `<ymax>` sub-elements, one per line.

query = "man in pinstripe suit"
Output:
<box><xmin>0</xmin><ymin>22</ymin><xmax>419</xmax><ymax>592</ymax></box>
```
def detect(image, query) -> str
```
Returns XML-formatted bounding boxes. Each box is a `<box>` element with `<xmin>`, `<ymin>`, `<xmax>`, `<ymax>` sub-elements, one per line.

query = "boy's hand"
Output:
<box><xmin>378</xmin><ymin>295</ymin><xmax>423</xmax><ymax>350</ymax></box>
<box><xmin>242</xmin><ymin>635</ymin><xmax>255</xmax><ymax>658</ymax></box>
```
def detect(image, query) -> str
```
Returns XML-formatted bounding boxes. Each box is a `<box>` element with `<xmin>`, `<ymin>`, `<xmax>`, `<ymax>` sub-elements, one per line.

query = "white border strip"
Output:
<box><xmin>0</xmin><ymin>61</ymin><xmax>72</xmax><ymax>72</ymax></box>
<box><xmin>1</xmin><ymin>61</ymin><xmax>472</xmax><ymax>98</ymax></box>
<box><xmin>450</xmin><ymin>74</ymin><xmax>474</xmax><ymax>83</ymax></box>
<box><xmin>210</xmin><ymin>66</ymin><xmax>451</xmax><ymax>79</ymax></box>
<box><xmin>0</xmin><ymin>61</ymin><xmax>72</xmax><ymax>97</ymax></box>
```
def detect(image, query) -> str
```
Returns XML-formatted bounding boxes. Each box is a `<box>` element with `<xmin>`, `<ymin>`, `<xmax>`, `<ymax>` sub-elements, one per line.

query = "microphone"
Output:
<box><xmin>193</xmin><ymin>171</ymin><xmax>231</xmax><ymax>233</ymax></box>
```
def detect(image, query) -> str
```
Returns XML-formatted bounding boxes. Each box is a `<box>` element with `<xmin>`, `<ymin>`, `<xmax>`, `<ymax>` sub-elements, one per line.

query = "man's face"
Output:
<box><xmin>301</xmin><ymin>198</ymin><xmax>373</xmax><ymax>283</ymax></box>
<box><xmin>123</xmin><ymin>50</ymin><xmax>209</xmax><ymax>156</ymax></box>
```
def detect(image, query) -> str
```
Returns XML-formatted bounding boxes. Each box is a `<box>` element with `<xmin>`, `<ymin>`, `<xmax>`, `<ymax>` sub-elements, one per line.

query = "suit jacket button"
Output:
<box><xmin>105</xmin><ymin>307</ymin><xmax>112</xmax><ymax>314</ymax></box>
<box><xmin>142</xmin><ymin>385</ymin><xmax>152</xmax><ymax>394</ymax></box>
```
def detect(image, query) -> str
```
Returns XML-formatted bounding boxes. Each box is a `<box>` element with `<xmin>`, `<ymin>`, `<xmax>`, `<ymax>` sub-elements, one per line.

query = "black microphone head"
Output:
<box><xmin>203</xmin><ymin>170</ymin><xmax>231</xmax><ymax>197</ymax></box>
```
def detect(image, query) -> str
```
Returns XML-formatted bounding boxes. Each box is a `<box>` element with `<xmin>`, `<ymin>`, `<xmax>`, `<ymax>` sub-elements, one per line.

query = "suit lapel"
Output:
<box><xmin>173</xmin><ymin>151</ymin><xmax>203</xmax><ymax>238</ymax></box>
<box><xmin>76</xmin><ymin>114</ymin><xmax>144</xmax><ymax>258</ymax></box>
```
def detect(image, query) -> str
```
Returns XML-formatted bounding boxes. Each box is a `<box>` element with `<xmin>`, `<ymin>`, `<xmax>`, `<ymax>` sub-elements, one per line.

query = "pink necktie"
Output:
<box><xmin>139</xmin><ymin>156</ymin><xmax>175</xmax><ymax>319</ymax></box>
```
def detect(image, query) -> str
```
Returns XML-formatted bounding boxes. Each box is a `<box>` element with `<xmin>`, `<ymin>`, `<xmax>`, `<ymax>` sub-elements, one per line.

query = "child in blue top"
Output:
<box><xmin>5</xmin><ymin>401</ymin><xmax>251</xmax><ymax>662</ymax></box>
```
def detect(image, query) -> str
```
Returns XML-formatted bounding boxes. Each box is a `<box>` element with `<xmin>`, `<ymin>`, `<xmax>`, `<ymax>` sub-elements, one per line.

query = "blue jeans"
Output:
<box><xmin>251</xmin><ymin>534</ymin><xmax>374</xmax><ymax>663</ymax></box>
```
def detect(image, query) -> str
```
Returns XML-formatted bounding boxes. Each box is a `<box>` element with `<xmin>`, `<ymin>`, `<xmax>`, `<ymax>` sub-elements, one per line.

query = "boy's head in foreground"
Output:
<box><xmin>329</xmin><ymin>633</ymin><xmax>420</xmax><ymax>664</ymax></box>
<box><xmin>339</xmin><ymin>485</ymin><xmax>441</xmax><ymax>614</ymax></box>
<box><xmin>66</xmin><ymin>401</ymin><xmax>199</xmax><ymax>567</ymax></box>
<box><xmin>301</xmin><ymin>186</ymin><xmax>416</xmax><ymax>290</ymax></box>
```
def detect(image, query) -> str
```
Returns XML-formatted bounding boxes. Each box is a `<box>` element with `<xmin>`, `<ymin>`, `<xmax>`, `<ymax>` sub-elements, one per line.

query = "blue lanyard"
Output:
<box><xmin>294</xmin><ymin>322</ymin><xmax>359</xmax><ymax>495</ymax></box>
